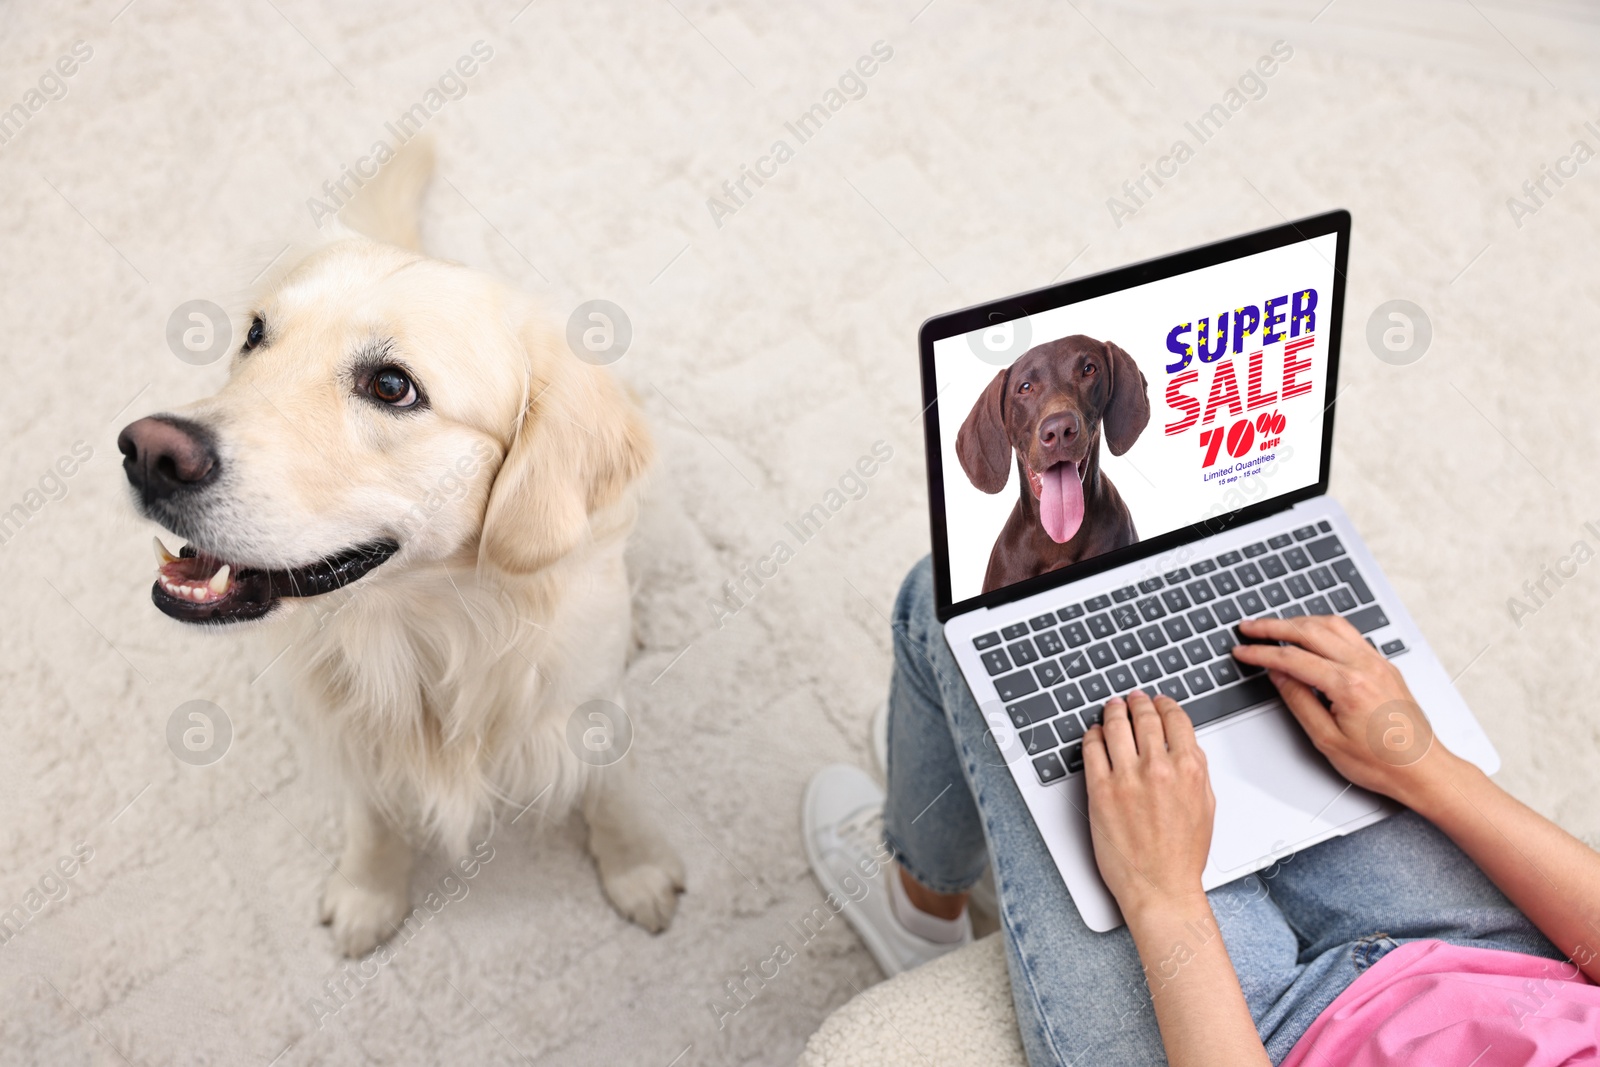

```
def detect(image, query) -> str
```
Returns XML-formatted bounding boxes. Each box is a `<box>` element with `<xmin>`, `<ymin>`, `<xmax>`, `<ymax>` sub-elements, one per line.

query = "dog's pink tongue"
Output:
<box><xmin>1038</xmin><ymin>463</ymin><xmax>1084</xmax><ymax>544</ymax></box>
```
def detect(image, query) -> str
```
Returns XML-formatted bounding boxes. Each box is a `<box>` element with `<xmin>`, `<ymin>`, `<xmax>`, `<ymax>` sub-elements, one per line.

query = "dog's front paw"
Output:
<box><xmin>320</xmin><ymin>871</ymin><xmax>410</xmax><ymax>957</ymax></box>
<box><xmin>600</xmin><ymin>851</ymin><xmax>686</xmax><ymax>933</ymax></box>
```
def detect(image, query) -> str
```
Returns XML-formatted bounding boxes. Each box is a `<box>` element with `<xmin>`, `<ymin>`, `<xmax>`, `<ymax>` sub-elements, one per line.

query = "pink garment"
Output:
<box><xmin>1281</xmin><ymin>940</ymin><xmax>1600</xmax><ymax>1067</ymax></box>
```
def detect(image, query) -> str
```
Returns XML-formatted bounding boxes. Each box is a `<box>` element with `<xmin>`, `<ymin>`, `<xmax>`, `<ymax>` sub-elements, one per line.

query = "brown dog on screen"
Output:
<box><xmin>956</xmin><ymin>335</ymin><xmax>1151</xmax><ymax>593</ymax></box>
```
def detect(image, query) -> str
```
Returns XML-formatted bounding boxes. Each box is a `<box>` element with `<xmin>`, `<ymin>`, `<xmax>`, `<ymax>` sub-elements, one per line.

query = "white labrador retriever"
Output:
<box><xmin>118</xmin><ymin>142</ymin><xmax>684</xmax><ymax>955</ymax></box>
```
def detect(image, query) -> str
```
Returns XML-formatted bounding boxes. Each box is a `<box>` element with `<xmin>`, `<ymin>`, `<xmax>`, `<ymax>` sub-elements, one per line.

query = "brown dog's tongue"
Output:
<box><xmin>1038</xmin><ymin>462</ymin><xmax>1084</xmax><ymax>544</ymax></box>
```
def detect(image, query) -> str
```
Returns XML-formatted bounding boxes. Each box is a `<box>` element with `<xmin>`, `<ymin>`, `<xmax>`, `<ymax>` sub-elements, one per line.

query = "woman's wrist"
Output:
<box><xmin>1119</xmin><ymin>886</ymin><xmax>1213</xmax><ymax>932</ymax></box>
<box><xmin>1389</xmin><ymin>746</ymin><xmax>1479</xmax><ymax>820</ymax></box>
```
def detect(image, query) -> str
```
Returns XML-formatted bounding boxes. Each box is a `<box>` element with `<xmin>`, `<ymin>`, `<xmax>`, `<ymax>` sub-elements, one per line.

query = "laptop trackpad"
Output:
<box><xmin>1200</xmin><ymin>705</ymin><xmax>1384</xmax><ymax>878</ymax></box>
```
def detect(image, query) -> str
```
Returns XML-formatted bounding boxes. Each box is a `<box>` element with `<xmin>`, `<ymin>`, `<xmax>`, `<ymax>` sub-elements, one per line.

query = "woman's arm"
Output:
<box><xmin>1083</xmin><ymin>693</ymin><xmax>1272</xmax><ymax>1067</ymax></box>
<box><xmin>1234</xmin><ymin>615</ymin><xmax>1600</xmax><ymax>983</ymax></box>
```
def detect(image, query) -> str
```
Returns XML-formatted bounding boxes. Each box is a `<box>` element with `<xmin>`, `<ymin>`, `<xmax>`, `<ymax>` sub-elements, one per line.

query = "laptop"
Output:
<box><xmin>917</xmin><ymin>210</ymin><xmax>1499</xmax><ymax>932</ymax></box>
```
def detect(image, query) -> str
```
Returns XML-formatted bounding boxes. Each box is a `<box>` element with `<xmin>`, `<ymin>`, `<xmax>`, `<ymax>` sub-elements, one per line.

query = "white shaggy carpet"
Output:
<box><xmin>3</xmin><ymin>1</ymin><xmax>1600</xmax><ymax>1064</ymax></box>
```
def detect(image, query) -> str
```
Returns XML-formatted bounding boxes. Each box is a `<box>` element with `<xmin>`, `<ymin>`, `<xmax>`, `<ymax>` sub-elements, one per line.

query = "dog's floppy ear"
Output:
<box><xmin>479</xmin><ymin>335</ymin><xmax>653</xmax><ymax>575</ymax></box>
<box><xmin>1102</xmin><ymin>341</ymin><xmax>1151</xmax><ymax>456</ymax></box>
<box><xmin>956</xmin><ymin>368</ymin><xmax>1013</xmax><ymax>493</ymax></box>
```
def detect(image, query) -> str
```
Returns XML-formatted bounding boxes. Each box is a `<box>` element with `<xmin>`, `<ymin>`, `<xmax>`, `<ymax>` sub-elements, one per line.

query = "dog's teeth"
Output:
<box><xmin>209</xmin><ymin>564</ymin><xmax>231</xmax><ymax>595</ymax></box>
<box><xmin>154</xmin><ymin>536</ymin><xmax>177</xmax><ymax>565</ymax></box>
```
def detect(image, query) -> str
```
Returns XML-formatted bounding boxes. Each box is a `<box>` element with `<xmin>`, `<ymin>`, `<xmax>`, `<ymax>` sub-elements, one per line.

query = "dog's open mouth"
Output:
<box><xmin>1025</xmin><ymin>462</ymin><xmax>1084</xmax><ymax>545</ymax></box>
<box><xmin>150</xmin><ymin>537</ymin><xmax>400</xmax><ymax>625</ymax></box>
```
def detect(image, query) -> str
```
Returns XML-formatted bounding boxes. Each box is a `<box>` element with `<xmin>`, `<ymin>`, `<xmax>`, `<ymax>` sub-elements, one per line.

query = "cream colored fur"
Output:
<box><xmin>162</xmin><ymin>141</ymin><xmax>682</xmax><ymax>956</ymax></box>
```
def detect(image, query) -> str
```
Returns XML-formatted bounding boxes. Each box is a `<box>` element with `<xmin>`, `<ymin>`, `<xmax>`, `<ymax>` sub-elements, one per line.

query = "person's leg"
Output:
<box><xmin>1248</xmin><ymin>807</ymin><xmax>1565</xmax><ymax>1058</ymax></box>
<box><xmin>883</xmin><ymin>557</ymin><xmax>1303</xmax><ymax>1066</ymax></box>
<box><xmin>879</xmin><ymin>561</ymin><xmax>988</xmax><ymax>902</ymax></box>
<box><xmin>1266</xmin><ymin>808</ymin><xmax>1561</xmax><ymax>958</ymax></box>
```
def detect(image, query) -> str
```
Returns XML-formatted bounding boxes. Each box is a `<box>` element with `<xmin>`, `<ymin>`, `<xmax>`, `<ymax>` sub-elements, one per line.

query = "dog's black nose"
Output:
<box><xmin>117</xmin><ymin>416</ymin><xmax>219</xmax><ymax>502</ymax></box>
<box><xmin>1038</xmin><ymin>412</ymin><xmax>1080</xmax><ymax>449</ymax></box>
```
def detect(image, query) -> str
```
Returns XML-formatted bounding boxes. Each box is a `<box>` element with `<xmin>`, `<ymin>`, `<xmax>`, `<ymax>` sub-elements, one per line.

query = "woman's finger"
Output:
<box><xmin>1231</xmin><ymin>641</ymin><xmax>1349</xmax><ymax>696</ymax></box>
<box><xmin>1238</xmin><ymin>614</ymin><xmax>1365</xmax><ymax>663</ymax></box>
<box><xmin>1081</xmin><ymin>723</ymin><xmax>1112</xmax><ymax>781</ymax></box>
<box><xmin>1126</xmin><ymin>689</ymin><xmax>1167</xmax><ymax>756</ymax></box>
<box><xmin>1155</xmin><ymin>694</ymin><xmax>1199</xmax><ymax>754</ymax></box>
<box><xmin>1267</xmin><ymin>668</ymin><xmax>1342</xmax><ymax>747</ymax></box>
<box><xmin>1100</xmin><ymin>696</ymin><xmax>1139</xmax><ymax>767</ymax></box>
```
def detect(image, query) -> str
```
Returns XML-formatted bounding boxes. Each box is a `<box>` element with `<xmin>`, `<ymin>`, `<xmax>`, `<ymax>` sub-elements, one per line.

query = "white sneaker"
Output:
<box><xmin>802</xmin><ymin>763</ymin><xmax>972</xmax><ymax>977</ymax></box>
<box><xmin>868</xmin><ymin>701</ymin><xmax>999</xmax><ymax>922</ymax></box>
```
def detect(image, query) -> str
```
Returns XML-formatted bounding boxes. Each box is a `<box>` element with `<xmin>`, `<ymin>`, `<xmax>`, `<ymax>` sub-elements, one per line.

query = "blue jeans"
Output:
<box><xmin>882</xmin><ymin>557</ymin><xmax>1560</xmax><ymax>1066</ymax></box>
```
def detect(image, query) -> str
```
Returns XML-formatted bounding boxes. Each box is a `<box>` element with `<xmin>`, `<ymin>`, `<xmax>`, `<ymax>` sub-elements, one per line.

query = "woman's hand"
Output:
<box><xmin>1230</xmin><ymin>615</ymin><xmax>1463</xmax><ymax>808</ymax></box>
<box><xmin>1083</xmin><ymin>692</ymin><xmax>1271</xmax><ymax>1067</ymax></box>
<box><xmin>1082</xmin><ymin>690</ymin><xmax>1216</xmax><ymax>920</ymax></box>
<box><xmin>1232</xmin><ymin>615</ymin><xmax>1600</xmax><ymax>987</ymax></box>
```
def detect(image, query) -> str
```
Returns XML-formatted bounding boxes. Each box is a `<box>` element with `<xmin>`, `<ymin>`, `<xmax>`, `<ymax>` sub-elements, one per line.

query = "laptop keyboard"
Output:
<box><xmin>970</xmin><ymin>520</ymin><xmax>1410</xmax><ymax>787</ymax></box>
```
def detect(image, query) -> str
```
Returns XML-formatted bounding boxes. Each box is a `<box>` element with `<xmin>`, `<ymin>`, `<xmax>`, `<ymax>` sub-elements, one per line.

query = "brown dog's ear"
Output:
<box><xmin>956</xmin><ymin>368</ymin><xmax>1013</xmax><ymax>493</ymax></box>
<box><xmin>1102</xmin><ymin>341</ymin><xmax>1151</xmax><ymax>456</ymax></box>
<box><xmin>479</xmin><ymin>331</ymin><xmax>652</xmax><ymax>575</ymax></box>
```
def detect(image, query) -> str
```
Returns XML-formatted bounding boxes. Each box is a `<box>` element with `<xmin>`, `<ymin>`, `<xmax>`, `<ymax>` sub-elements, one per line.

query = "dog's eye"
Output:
<box><xmin>1082</xmin><ymin>362</ymin><xmax>1096</xmax><ymax>376</ymax></box>
<box><xmin>368</xmin><ymin>366</ymin><xmax>420</xmax><ymax>408</ymax></box>
<box><xmin>1017</xmin><ymin>381</ymin><xmax>1031</xmax><ymax>394</ymax></box>
<box><xmin>243</xmin><ymin>316</ymin><xmax>265</xmax><ymax>352</ymax></box>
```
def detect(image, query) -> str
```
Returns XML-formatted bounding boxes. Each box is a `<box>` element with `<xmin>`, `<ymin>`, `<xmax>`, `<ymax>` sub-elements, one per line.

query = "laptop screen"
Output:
<box><xmin>920</xmin><ymin>213</ymin><xmax>1348</xmax><ymax>620</ymax></box>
